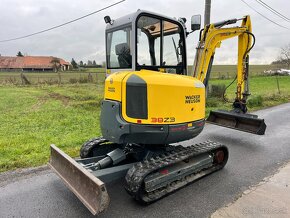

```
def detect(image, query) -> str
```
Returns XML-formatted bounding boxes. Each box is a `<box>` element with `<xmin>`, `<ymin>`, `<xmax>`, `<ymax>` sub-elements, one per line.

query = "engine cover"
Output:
<box><xmin>101</xmin><ymin>70</ymin><xmax>206</xmax><ymax>144</ymax></box>
<box><xmin>104</xmin><ymin>70</ymin><xmax>205</xmax><ymax>125</ymax></box>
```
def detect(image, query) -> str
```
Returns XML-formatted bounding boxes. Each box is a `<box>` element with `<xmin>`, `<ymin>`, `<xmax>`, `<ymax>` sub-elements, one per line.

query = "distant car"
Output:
<box><xmin>263</xmin><ymin>69</ymin><xmax>290</xmax><ymax>76</ymax></box>
<box><xmin>279</xmin><ymin>69</ymin><xmax>290</xmax><ymax>75</ymax></box>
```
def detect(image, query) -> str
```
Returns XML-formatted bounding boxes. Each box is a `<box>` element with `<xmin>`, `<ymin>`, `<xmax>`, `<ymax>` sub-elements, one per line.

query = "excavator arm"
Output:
<box><xmin>194</xmin><ymin>16</ymin><xmax>251</xmax><ymax>105</ymax></box>
<box><xmin>192</xmin><ymin>16</ymin><xmax>266</xmax><ymax>135</ymax></box>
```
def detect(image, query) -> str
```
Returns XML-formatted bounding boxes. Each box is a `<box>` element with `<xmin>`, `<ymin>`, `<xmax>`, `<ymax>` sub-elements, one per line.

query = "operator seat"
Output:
<box><xmin>115</xmin><ymin>43</ymin><xmax>132</xmax><ymax>68</ymax></box>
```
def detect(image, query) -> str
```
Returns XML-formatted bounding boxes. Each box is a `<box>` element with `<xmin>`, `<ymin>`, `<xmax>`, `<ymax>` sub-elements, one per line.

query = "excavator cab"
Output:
<box><xmin>105</xmin><ymin>11</ymin><xmax>188</xmax><ymax>76</ymax></box>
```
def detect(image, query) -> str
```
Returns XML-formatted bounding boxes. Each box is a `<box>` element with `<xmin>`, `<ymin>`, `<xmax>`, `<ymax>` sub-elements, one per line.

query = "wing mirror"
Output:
<box><xmin>191</xmin><ymin>15</ymin><xmax>201</xmax><ymax>32</ymax></box>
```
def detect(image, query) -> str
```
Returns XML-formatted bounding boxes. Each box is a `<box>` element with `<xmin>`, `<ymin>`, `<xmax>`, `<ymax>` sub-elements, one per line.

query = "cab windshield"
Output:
<box><xmin>136</xmin><ymin>16</ymin><xmax>186</xmax><ymax>74</ymax></box>
<box><xmin>106</xmin><ymin>26</ymin><xmax>132</xmax><ymax>69</ymax></box>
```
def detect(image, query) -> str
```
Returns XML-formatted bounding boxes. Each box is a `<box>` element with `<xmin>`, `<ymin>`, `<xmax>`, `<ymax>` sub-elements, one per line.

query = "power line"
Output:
<box><xmin>240</xmin><ymin>0</ymin><xmax>290</xmax><ymax>30</ymax></box>
<box><xmin>255</xmin><ymin>0</ymin><xmax>290</xmax><ymax>22</ymax></box>
<box><xmin>0</xmin><ymin>0</ymin><xmax>125</xmax><ymax>43</ymax></box>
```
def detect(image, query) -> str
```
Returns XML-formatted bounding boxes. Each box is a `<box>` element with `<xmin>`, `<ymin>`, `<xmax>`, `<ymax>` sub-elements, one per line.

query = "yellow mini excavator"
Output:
<box><xmin>49</xmin><ymin>10</ymin><xmax>266</xmax><ymax>215</ymax></box>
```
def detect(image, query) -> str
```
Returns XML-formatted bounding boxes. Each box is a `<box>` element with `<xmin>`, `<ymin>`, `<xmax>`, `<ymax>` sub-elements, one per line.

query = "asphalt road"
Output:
<box><xmin>1</xmin><ymin>103</ymin><xmax>290</xmax><ymax>218</ymax></box>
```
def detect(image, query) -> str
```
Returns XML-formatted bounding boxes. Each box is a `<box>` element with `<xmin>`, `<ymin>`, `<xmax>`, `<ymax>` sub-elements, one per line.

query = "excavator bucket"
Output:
<box><xmin>207</xmin><ymin>110</ymin><xmax>266</xmax><ymax>135</ymax></box>
<box><xmin>48</xmin><ymin>144</ymin><xmax>110</xmax><ymax>215</ymax></box>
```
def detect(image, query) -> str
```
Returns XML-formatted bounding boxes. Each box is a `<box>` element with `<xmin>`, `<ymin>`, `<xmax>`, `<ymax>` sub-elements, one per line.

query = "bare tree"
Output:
<box><xmin>50</xmin><ymin>57</ymin><xmax>61</xmax><ymax>72</ymax></box>
<box><xmin>278</xmin><ymin>43</ymin><xmax>290</xmax><ymax>69</ymax></box>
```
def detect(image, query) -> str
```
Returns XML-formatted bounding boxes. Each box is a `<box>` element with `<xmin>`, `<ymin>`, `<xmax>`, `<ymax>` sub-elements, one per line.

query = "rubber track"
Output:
<box><xmin>125</xmin><ymin>140</ymin><xmax>228</xmax><ymax>203</ymax></box>
<box><xmin>80</xmin><ymin>137</ymin><xmax>109</xmax><ymax>158</ymax></box>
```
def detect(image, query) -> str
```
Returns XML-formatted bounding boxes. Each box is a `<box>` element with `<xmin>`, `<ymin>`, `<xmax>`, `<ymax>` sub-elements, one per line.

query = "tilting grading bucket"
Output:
<box><xmin>48</xmin><ymin>144</ymin><xmax>110</xmax><ymax>215</ymax></box>
<box><xmin>207</xmin><ymin>110</ymin><xmax>266</xmax><ymax>135</ymax></box>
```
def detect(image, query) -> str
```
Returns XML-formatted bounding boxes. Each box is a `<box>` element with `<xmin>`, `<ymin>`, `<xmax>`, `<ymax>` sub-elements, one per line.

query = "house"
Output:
<box><xmin>0</xmin><ymin>56</ymin><xmax>71</xmax><ymax>72</ymax></box>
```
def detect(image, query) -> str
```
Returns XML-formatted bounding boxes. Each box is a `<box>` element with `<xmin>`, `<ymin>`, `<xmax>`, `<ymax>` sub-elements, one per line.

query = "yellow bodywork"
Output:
<box><xmin>105</xmin><ymin>70</ymin><xmax>205</xmax><ymax>125</ymax></box>
<box><xmin>193</xmin><ymin>16</ymin><xmax>252</xmax><ymax>101</ymax></box>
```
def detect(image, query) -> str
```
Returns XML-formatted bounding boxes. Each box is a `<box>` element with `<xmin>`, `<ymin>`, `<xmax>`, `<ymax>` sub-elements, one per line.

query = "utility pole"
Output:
<box><xmin>204</xmin><ymin>0</ymin><xmax>211</xmax><ymax>26</ymax></box>
<box><xmin>204</xmin><ymin>0</ymin><xmax>211</xmax><ymax>95</ymax></box>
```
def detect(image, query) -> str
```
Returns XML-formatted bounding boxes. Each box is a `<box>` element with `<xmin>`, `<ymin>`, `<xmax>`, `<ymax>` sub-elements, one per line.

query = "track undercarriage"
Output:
<box><xmin>49</xmin><ymin>136</ymin><xmax>228</xmax><ymax>214</ymax></box>
<box><xmin>125</xmin><ymin>140</ymin><xmax>228</xmax><ymax>203</ymax></box>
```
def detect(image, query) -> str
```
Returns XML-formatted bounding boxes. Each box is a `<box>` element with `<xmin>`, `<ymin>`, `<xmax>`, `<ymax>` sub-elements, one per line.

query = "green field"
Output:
<box><xmin>0</xmin><ymin>65</ymin><xmax>279</xmax><ymax>85</ymax></box>
<box><xmin>189</xmin><ymin>64</ymin><xmax>277</xmax><ymax>78</ymax></box>
<box><xmin>206</xmin><ymin>76</ymin><xmax>290</xmax><ymax>114</ymax></box>
<box><xmin>0</xmin><ymin>73</ymin><xmax>289</xmax><ymax>172</ymax></box>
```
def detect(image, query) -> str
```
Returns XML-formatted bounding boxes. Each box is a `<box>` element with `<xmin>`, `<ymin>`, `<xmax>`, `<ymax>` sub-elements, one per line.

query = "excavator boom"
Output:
<box><xmin>193</xmin><ymin>16</ymin><xmax>266</xmax><ymax>134</ymax></box>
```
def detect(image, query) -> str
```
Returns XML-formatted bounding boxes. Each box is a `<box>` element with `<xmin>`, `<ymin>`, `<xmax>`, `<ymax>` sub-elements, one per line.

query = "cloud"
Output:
<box><xmin>0</xmin><ymin>0</ymin><xmax>289</xmax><ymax>64</ymax></box>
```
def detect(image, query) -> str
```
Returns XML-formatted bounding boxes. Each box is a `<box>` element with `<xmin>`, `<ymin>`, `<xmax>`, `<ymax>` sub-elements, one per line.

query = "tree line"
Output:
<box><xmin>71</xmin><ymin>58</ymin><xmax>104</xmax><ymax>69</ymax></box>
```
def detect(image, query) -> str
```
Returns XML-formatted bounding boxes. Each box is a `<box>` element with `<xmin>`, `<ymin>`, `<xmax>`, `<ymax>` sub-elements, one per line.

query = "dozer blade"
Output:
<box><xmin>48</xmin><ymin>144</ymin><xmax>109</xmax><ymax>215</ymax></box>
<box><xmin>206</xmin><ymin>110</ymin><xmax>266</xmax><ymax>135</ymax></box>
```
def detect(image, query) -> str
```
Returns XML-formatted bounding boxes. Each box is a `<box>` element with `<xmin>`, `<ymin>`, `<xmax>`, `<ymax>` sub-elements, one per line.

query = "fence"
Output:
<box><xmin>0</xmin><ymin>71</ymin><xmax>106</xmax><ymax>85</ymax></box>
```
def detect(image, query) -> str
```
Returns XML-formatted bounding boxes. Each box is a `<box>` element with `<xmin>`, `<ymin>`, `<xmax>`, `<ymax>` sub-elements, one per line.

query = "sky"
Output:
<box><xmin>0</xmin><ymin>0</ymin><xmax>289</xmax><ymax>65</ymax></box>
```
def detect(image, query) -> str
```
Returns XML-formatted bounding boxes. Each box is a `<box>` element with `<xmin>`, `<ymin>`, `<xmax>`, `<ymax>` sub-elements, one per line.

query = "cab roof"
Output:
<box><xmin>105</xmin><ymin>10</ymin><xmax>180</xmax><ymax>31</ymax></box>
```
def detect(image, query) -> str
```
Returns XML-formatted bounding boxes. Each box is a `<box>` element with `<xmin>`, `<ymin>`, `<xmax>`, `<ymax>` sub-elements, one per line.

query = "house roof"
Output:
<box><xmin>0</xmin><ymin>56</ymin><xmax>24</xmax><ymax>69</ymax></box>
<box><xmin>0</xmin><ymin>56</ymin><xmax>70</xmax><ymax>69</ymax></box>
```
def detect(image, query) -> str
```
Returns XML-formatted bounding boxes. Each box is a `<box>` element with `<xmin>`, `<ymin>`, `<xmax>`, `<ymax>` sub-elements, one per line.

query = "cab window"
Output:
<box><xmin>136</xmin><ymin>15</ymin><xmax>185</xmax><ymax>74</ymax></box>
<box><xmin>137</xmin><ymin>16</ymin><xmax>161</xmax><ymax>66</ymax></box>
<box><xmin>106</xmin><ymin>26</ymin><xmax>132</xmax><ymax>69</ymax></box>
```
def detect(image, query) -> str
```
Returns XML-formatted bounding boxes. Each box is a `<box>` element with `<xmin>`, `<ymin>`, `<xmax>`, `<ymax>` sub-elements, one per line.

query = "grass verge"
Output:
<box><xmin>0</xmin><ymin>84</ymin><xmax>103</xmax><ymax>172</ymax></box>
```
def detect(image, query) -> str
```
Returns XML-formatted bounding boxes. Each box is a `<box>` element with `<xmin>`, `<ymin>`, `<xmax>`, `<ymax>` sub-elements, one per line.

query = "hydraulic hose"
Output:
<box><xmin>222</xmin><ymin>31</ymin><xmax>256</xmax><ymax>104</ymax></box>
